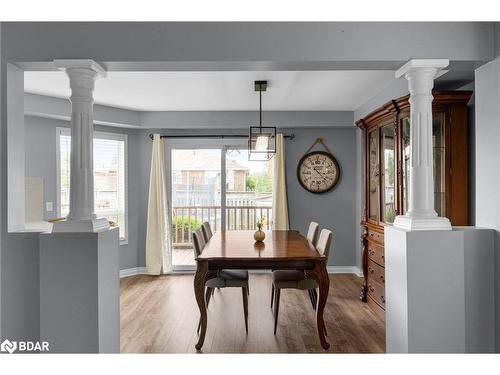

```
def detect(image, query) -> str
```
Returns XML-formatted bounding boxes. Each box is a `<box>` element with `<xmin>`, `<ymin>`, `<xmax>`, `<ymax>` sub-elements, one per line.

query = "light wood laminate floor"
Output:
<box><xmin>120</xmin><ymin>273</ymin><xmax>385</xmax><ymax>353</ymax></box>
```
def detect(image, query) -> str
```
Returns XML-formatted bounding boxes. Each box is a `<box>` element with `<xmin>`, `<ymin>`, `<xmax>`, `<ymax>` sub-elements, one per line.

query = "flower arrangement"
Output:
<box><xmin>254</xmin><ymin>216</ymin><xmax>267</xmax><ymax>242</ymax></box>
<box><xmin>256</xmin><ymin>216</ymin><xmax>267</xmax><ymax>231</ymax></box>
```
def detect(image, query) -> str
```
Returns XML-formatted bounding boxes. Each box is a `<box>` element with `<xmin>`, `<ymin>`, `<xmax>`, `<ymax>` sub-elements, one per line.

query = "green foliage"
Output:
<box><xmin>256</xmin><ymin>216</ymin><xmax>267</xmax><ymax>230</ymax></box>
<box><xmin>173</xmin><ymin>216</ymin><xmax>202</xmax><ymax>231</ymax></box>
<box><xmin>246</xmin><ymin>173</ymin><xmax>272</xmax><ymax>192</ymax></box>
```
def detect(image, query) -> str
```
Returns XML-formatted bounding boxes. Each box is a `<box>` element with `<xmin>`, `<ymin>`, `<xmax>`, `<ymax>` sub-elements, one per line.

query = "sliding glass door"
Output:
<box><xmin>168</xmin><ymin>139</ymin><xmax>274</xmax><ymax>270</ymax></box>
<box><xmin>170</xmin><ymin>148</ymin><xmax>221</xmax><ymax>268</ymax></box>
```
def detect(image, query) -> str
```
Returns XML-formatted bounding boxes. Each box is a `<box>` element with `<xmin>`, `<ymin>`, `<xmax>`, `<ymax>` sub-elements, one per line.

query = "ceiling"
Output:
<box><xmin>24</xmin><ymin>71</ymin><xmax>396</xmax><ymax>112</ymax></box>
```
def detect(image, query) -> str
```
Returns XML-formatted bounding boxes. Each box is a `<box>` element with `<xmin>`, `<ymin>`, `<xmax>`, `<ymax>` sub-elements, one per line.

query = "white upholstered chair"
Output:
<box><xmin>192</xmin><ymin>229</ymin><xmax>250</xmax><ymax>333</ymax></box>
<box><xmin>306</xmin><ymin>221</ymin><xmax>320</xmax><ymax>247</ymax></box>
<box><xmin>271</xmin><ymin>228</ymin><xmax>333</xmax><ymax>334</ymax></box>
<box><xmin>201</xmin><ymin>222</ymin><xmax>213</xmax><ymax>243</ymax></box>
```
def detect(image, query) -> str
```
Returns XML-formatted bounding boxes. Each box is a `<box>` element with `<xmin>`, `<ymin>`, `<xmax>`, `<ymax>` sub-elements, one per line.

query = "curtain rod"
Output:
<box><xmin>148</xmin><ymin>133</ymin><xmax>295</xmax><ymax>140</ymax></box>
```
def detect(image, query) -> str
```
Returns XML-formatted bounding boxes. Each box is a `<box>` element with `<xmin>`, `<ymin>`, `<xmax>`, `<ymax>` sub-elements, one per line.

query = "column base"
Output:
<box><xmin>52</xmin><ymin>217</ymin><xmax>110</xmax><ymax>233</ymax></box>
<box><xmin>393</xmin><ymin>215</ymin><xmax>452</xmax><ymax>231</ymax></box>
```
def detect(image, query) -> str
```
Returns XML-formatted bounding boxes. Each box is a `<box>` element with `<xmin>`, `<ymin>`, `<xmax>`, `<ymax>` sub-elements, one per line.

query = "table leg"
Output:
<box><xmin>307</xmin><ymin>259</ymin><xmax>330</xmax><ymax>350</ymax></box>
<box><xmin>194</xmin><ymin>260</ymin><xmax>208</xmax><ymax>351</ymax></box>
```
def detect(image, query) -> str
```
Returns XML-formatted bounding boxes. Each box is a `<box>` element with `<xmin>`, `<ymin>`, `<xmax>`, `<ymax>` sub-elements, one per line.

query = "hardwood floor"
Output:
<box><xmin>120</xmin><ymin>273</ymin><xmax>385</xmax><ymax>353</ymax></box>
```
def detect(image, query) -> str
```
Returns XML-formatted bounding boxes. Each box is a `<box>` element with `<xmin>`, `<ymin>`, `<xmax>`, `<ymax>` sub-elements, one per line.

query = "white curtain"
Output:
<box><xmin>145</xmin><ymin>134</ymin><xmax>172</xmax><ymax>275</ymax></box>
<box><xmin>272</xmin><ymin>133</ymin><xmax>289</xmax><ymax>230</ymax></box>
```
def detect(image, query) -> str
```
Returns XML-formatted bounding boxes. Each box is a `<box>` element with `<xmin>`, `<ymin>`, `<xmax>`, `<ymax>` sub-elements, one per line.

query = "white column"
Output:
<box><xmin>52</xmin><ymin>59</ymin><xmax>110</xmax><ymax>232</ymax></box>
<box><xmin>393</xmin><ymin>59</ymin><xmax>452</xmax><ymax>231</ymax></box>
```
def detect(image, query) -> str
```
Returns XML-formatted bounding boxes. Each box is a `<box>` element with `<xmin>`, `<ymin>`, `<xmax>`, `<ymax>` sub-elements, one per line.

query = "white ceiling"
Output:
<box><xmin>24</xmin><ymin>71</ymin><xmax>396</xmax><ymax>112</ymax></box>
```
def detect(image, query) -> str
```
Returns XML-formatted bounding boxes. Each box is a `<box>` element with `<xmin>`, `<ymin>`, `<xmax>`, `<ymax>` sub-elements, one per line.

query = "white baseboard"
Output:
<box><xmin>327</xmin><ymin>266</ymin><xmax>363</xmax><ymax>277</ymax></box>
<box><xmin>120</xmin><ymin>267</ymin><xmax>147</xmax><ymax>278</ymax></box>
<box><xmin>120</xmin><ymin>266</ymin><xmax>363</xmax><ymax>278</ymax></box>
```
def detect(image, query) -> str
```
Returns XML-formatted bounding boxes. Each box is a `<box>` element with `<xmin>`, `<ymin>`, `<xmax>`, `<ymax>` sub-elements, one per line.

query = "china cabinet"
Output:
<box><xmin>355</xmin><ymin>90</ymin><xmax>472</xmax><ymax>319</ymax></box>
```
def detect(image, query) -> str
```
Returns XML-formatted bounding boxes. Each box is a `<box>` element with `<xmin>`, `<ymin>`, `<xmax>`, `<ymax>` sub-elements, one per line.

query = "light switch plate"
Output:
<box><xmin>46</xmin><ymin>202</ymin><xmax>53</xmax><ymax>212</ymax></box>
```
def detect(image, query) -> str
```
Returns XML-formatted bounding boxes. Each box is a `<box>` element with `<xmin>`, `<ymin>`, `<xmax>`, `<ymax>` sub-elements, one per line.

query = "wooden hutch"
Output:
<box><xmin>355</xmin><ymin>90</ymin><xmax>472</xmax><ymax>319</ymax></box>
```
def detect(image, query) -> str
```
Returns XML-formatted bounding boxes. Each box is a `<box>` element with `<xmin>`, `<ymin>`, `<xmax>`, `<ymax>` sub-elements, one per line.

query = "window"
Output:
<box><xmin>57</xmin><ymin>128</ymin><xmax>128</xmax><ymax>242</ymax></box>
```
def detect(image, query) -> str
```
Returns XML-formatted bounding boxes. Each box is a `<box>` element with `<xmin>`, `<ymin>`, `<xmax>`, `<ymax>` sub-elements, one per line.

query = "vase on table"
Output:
<box><xmin>254</xmin><ymin>229</ymin><xmax>265</xmax><ymax>242</ymax></box>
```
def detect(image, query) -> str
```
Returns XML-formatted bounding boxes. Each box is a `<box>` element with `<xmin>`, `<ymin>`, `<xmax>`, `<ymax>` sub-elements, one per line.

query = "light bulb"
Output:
<box><xmin>255</xmin><ymin>135</ymin><xmax>269</xmax><ymax>151</ymax></box>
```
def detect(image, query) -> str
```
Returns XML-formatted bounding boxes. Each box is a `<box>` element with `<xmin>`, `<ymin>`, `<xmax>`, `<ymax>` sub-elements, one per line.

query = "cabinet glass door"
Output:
<box><xmin>368</xmin><ymin>129</ymin><xmax>379</xmax><ymax>222</ymax></box>
<box><xmin>380</xmin><ymin>124</ymin><xmax>396</xmax><ymax>223</ymax></box>
<box><xmin>401</xmin><ymin>113</ymin><xmax>446</xmax><ymax>217</ymax></box>
<box><xmin>433</xmin><ymin>112</ymin><xmax>446</xmax><ymax>216</ymax></box>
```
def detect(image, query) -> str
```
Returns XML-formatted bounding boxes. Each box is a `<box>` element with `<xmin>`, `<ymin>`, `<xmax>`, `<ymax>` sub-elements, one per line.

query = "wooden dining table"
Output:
<box><xmin>194</xmin><ymin>230</ymin><xmax>330</xmax><ymax>351</ymax></box>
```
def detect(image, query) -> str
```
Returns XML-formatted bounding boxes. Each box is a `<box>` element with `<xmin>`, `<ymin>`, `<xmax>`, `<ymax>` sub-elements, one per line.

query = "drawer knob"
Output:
<box><xmin>380</xmin><ymin>275</ymin><xmax>385</xmax><ymax>283</ymax></box>
<box><xmin>369</xmin><ymin>267</ymin><xmax>374</xmax><ymax>274</ymax></box>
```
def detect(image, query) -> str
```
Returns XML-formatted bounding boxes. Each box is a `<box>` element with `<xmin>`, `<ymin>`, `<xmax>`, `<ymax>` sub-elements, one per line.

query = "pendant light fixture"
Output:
<box><xmin>248</xmin><ymin>80</ymin><xmax>276</xmax><ymax>161</ymax></box>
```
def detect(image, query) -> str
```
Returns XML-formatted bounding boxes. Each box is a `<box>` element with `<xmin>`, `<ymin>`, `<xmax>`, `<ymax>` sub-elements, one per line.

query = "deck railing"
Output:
<box><xmin>172</xmin><ymin>205</ymin><xmax>272</xmax><ymax>247</ymax></box>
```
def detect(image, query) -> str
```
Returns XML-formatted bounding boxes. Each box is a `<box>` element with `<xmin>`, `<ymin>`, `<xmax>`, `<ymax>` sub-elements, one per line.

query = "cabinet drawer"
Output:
<box><xmin>367</xmin><ymin>280</ymin><xmax>385</xmax><ymax>308</ymax></box>
<box><xmin>367</xmin><ymin>241</ymin><xmax>385</xmax><ymax>266</ymax></box>
<box><xmin>367</xmin><ymin>296</ymin><xmax>385</xmax><ymax>320</ymax></box>
<box><xmin>367</xmin><ymin>230</ymin><xmax>384</xmax><ymax>244</ymax></box>
<box><xmin>367</xmin><ymin>259</ymin><xmax>385</xmax><ymax>285</ymax></box>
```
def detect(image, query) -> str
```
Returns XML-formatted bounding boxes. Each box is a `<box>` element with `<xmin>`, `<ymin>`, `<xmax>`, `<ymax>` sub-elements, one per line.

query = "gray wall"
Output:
<box><xmin>475</xmin><ymin>56</ymin><xmax>500</xmax><ymax>352</ymax></box>
<box><xmin>282</xmin><ymin>127</ymin><xmax>357</xmax><ymax>266</ymax></box>
<box><xmin>1</xmin><ymin>50</ymin><xmax>41</xmax><ymax>342</ymax></box>
<box><xmin>24</xmin><ymin>116</ymin><xmax>149</xmax><ymax>271</ymax></box>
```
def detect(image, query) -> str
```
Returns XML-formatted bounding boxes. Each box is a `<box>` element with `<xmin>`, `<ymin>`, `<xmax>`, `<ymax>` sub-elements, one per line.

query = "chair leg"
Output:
<box><xmin>242</xmin><ymin>287</ymin><xmax>249</xmax><ymax>334</ymax></box>
<box><xmin>273</xmin><ymin>288</ymin><xmax>281</xmax><ymax>335</ymax></box>
<box><xmin>271</xmin><ymin>284</ymin><xmax>275</xmax><ymax>309</ymax></box>
<box><xmin>308</xmin><ymin>289</ymin><xmax>316</xmax><ymax>310</ymax></box>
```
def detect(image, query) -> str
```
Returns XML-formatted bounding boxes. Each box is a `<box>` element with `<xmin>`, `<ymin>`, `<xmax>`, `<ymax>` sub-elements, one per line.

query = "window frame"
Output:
<box><xmin>56</xmin><ymin>127</ymin><xmax>129</xmax><ymax>244</ymax></box>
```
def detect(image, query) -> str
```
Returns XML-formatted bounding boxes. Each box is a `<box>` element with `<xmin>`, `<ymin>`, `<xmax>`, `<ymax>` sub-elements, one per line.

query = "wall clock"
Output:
<box><xmin>297</xmin><ymin>139</ymin><xmax>341</xmax><ymax>194</ymax></box>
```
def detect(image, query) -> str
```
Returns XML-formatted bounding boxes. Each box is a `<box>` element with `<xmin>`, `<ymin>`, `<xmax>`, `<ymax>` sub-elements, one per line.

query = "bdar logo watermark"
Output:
<box><xmin>0</xmin><ymin>339</ymin><xmax>17</xmax><ymax>354</ymax></box>
<box><xmin>1</xmin><ymin>339</ymin><xmax>50</xmax><ymax>354</ymax></box>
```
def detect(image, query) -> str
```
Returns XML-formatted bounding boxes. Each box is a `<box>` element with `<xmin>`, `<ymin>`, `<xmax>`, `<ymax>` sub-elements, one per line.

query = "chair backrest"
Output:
<box><xmin>192</xmin><ymin>229</ymin><xmax>206</xmax><ymax>258</ymax></box>
<box><xmin>201</xmin><ymin>222</ymin><xmax>213</xmax><ymax>243</ymax></box>
<box><xmin>316</xmin><ymin>229</ymin><xmax>333</xmax><ymax>259</ymax></box>
<box><xmin>306</xmin><ymin>221</ymin><xmax>320</xmax><ymax>247</ymax></box>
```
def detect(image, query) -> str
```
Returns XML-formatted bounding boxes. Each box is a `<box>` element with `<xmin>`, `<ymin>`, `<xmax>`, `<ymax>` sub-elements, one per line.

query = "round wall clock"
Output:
<box><xmin>297</xmin><ymin>150</ymin><xmax>341</xmax><ymax>194</ymax></box>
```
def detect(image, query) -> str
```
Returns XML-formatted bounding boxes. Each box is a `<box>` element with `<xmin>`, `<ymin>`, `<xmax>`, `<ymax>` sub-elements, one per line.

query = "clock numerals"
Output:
<box><xmin>297</xmin><ymin>151</ymin><xmax>340</xmax><ymax>194</ymax></box>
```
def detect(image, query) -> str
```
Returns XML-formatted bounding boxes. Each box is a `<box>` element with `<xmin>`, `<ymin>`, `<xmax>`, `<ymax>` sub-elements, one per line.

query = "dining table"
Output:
<box><xmin>193</xmin><ymin>230</ymin><xmax>330</xmax><ymax>350</ymax></box>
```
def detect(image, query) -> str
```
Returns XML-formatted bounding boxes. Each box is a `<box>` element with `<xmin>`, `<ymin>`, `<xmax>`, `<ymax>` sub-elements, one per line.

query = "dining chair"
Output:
<box><xmin>201</xmin><ymin>221</ymin><xmax>213</xmax><ymax>243</ymax></box>
<box><xmin>306</xmin><ymin>221</ymin><xmax>320</xmax><ymax>247</ymax></box>
<box><xmin>271</xmin><ymin>228</ymin><xmax>333</xmax><ymax>334</ymax></box>
<box><xmin>192</xmin><ymin>229</ymin><xmax>250</xmax><ymax>333</ymax></box>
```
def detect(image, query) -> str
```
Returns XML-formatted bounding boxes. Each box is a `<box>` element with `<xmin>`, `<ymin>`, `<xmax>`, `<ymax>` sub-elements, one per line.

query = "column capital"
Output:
<box><xmin>53</xmin><ymin>59</ymin><xmax>107</xmax><ymax>78</ymax></box>
<box><xmin>395</xmin><ymin>59</ymin><xmax>449</xmax><ymax>79</ymax></box>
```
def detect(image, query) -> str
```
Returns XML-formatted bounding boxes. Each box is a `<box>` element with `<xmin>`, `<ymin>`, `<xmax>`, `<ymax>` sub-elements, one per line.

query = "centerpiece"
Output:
<box><xmin>254</xmin><ymin>216</ymin><xmax>266</xmax><ymax>242</ymax></box>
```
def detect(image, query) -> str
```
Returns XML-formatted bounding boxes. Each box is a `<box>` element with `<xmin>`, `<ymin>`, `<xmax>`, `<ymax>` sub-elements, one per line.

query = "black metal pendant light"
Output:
<box><xmin>248</xmin><ymin>80</ymin><xmax>276</xmax><ymax>161</ymax></box>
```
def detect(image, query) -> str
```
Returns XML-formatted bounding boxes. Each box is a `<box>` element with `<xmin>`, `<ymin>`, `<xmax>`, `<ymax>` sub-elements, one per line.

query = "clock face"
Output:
<box><xmin>297</xmin><ymin>151</ymin><xmax>340</xmax><ymax>194</ymax></box>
